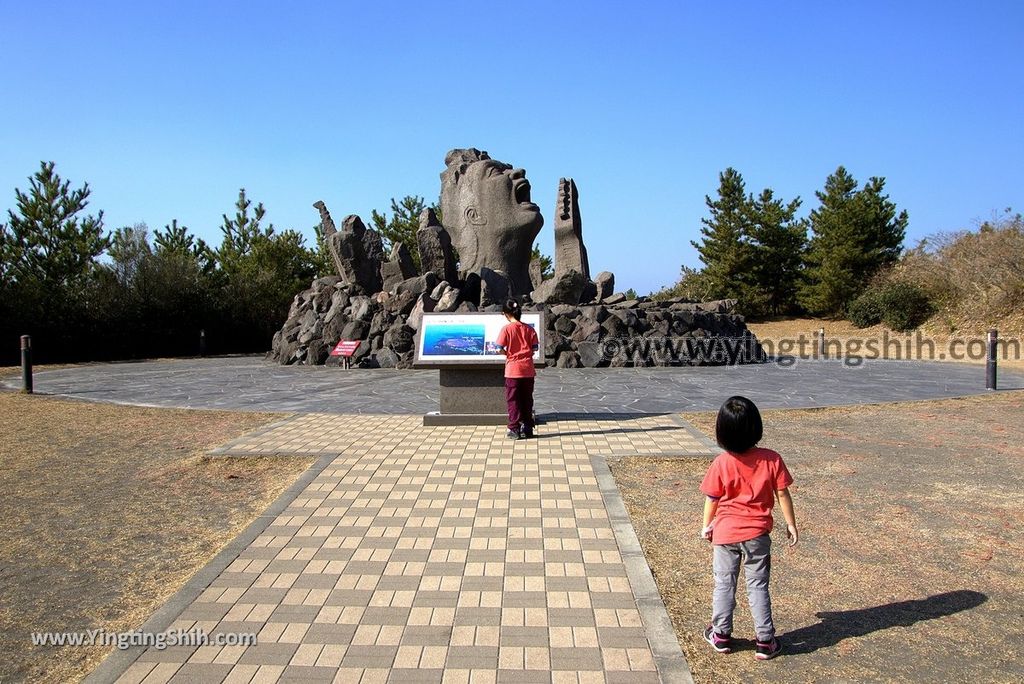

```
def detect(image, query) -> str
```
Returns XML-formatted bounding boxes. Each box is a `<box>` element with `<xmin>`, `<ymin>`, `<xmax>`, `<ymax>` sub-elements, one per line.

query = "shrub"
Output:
<box><xmin>878</xmin><ymin>282</ymin><xmax>933</xmax><ymax>331</ymax></box>
<box><xmin>847</xmin><ymin>291</ymin><xmax>884</xmax><ymax>328</ymax></box>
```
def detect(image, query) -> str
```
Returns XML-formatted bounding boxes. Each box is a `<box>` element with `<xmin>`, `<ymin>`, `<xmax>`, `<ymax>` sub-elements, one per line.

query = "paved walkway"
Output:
<box><xmin>11</xmin><ymin>357</ymin><xmax>1023</xmax><ymax>414</ymax></box>
<box><xmin>89</xmin><ymin>415</ymin><xmax>716</xmax><ymax>684</ymax></box>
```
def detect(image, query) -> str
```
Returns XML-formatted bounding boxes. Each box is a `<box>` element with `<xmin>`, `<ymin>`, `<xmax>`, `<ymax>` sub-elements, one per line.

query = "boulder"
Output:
<box><xmin>603</xmin><ymin>292</ymin><xmax>627</xmax><ymax>306</ymax></box>
<box><xmin>571</xmin><ymin>318</ymin><xmax>603</xmax><ymax>344</ymax></box>
<box><xmin>306</xmin><ymin>339</ymin><xmax>330</xmax><ymax>365</ymax></box>
<box><xmin>416</xmin><ymin>208</ymin><xmax>459</xmax><ymax>284</ymax></box>
<box><xmin>532</xmin><ymin>270</ymin><xmax>588</xmax><ymax>305</ymax></box>
<box><xmin>407</xmin><ymin>293</ymin><xmax>437</xmax><ymax>331</ymax></box>
<box><xmin>435</xmin><ymin>286</ymin><xmax>461</xmax><ymax>312</ymax></box>
<box><xmin>376</xmin><ymin>348</ymin><xmax>400</xmax><ymax>368</ymax></box>
<box><xmin>326</xmin><ymin>215</ymin><xmax>383</xmax><ymax>293</ymax></box>
<box><xmin>396</xmin><ymin>273</ymin><xmax>440</xmax><ymax>299</ymax></box>
<box><xmin>553</xmin><ymin>316</ymin><xmax>576</xmax><ymax>336</ymax></box>
<box><xmin>544</xmin><ymin>333</ymin><xmax>572</xmax><ymax>359</ymax></box>
<box><xmin>350</xmin><ymin>295</ymin><xmax>373</xmax><ymax>321</ymax></box>
<box><xmin>594</xmin><ymin>272</ymin><xmax>615</xmax><ymax>301</ymax></box>
<box><xmin>479</xmin><ymin>267</ymin><xmax>511</xmax><ymax>308</ymax></box>
<box><xmin>324</xmin><ymin>290</ymin><xmax>351</xmax><ymax>324</ymax></box>
<box><xmin>579</xmin><ymin>305</ymin><xmax>609</xmax><ymax>324</ymax></box>
<box><xmin>581</xmin><ymin>280</ymin><xmax>598</xmax><ymax>304</ymax></box>
<box><xmin>556</xmin><ymin>351</ymin><xmax>583</xmax><ymax>368</ymax></box>
<box><xmin>383</xmin><ymin>324</ymin><xmax>416</xmax><ymax>354</ymax></box>
<box><xmin>576</xmin><ymin>342</ymin><xmax>608</xmax><ymax>368</ymax></box>
<box><xmin>340</xmin><ymin>320</ymin><xmax>369</xmax><ymax>341</ymax></box>
<box><xmin>608</xmin><ymin>308</ymin><xmax>639</xmax><ymax>329</ymax></box>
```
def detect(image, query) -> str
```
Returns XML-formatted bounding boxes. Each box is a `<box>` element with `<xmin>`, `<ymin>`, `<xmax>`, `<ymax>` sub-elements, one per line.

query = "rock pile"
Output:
<box><xmin>269</xmin><ymin>276</ymin><xmax>763</xmax><ymax>368</ymax></box>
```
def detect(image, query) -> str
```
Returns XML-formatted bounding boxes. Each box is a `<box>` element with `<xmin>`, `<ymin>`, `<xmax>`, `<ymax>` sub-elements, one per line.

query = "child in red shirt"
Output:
<box><xmin>496</xmin><ymin>298</ymin><xmax>538</xmax><ymax>440</ymax></box>
<box><xmin>700</xmin><ymin>395</ymin><xmax>798</xmax><ymax>660</ymax></box>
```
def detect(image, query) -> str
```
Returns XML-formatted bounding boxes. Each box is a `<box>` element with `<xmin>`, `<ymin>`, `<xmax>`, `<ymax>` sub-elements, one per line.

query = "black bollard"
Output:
<box><xmin>21</xmin><ymin>335</ymin><xmax>33</xmax><ymax>394</ymax></box>
<box><xmin>986</xmin><ymin>329</ymin><xmax>998</xmax><ymax>390</ymax></box>
<box><xmin>199</xmin><ymin>329</ymin><xmax>207</xmax><ymax>358</ymax></box>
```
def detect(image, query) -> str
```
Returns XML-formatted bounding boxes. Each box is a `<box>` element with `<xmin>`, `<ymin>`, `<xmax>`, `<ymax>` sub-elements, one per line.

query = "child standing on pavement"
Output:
<box><xmin>496</xmin><ymin>298</ymin><xmax>538</xmax><ymax>440</ymax></box>
<box><xmin>700</xmin><ymin>395</ymin><xmax>798</xmax><ymax>660</ymax></box>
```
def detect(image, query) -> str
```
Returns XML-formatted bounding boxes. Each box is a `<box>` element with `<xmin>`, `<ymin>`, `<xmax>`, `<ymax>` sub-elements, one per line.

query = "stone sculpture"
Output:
<box><xmin>553</xmin><ymin>178</ymin><xmax>590</xmax><ymax>279</ymax></box>
<box><xmin>271</xmin><ymin>147</ymin><xmax>761</xmax><ymax>369</ymax></box>
<box><xmin>439</xmin><ymin>148</ymin><xmax>542</xmax><ymax>297</ymax></box>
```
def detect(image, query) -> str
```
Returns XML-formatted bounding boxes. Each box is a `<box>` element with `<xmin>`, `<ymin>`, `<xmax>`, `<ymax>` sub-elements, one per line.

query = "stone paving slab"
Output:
<box><xmin>8</xmin><ymin>357</ymin><xmax>1022</xmax><ymax>414</ymax></box>
<box><xmin>89</xmin><ymin>415</ymin><xmax>712</xmax><ymax>684</ymax></box>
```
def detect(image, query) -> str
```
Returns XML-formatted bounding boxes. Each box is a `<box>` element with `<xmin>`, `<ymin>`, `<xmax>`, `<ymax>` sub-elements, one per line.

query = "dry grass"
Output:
<box><xmin>610</xmin><ymin>393</ymin><xmax>1024</xmax><ymax>682</ymax></box>
<box><xmin>0</xmin><ymin>388</ymin><xmax>314</xmax><ymax>683</ymax></box>
<box><xmin>748</xmin><ymin>317</ymin><xmax>1024</xmax><ymax>370</ymax></box>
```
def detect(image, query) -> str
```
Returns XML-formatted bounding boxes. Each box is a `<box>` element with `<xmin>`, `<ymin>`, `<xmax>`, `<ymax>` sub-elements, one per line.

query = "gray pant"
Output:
<box><xmin>712</xmin><ymin>534</ymin><xmax>775</xmax><ymax>641</ymax></box>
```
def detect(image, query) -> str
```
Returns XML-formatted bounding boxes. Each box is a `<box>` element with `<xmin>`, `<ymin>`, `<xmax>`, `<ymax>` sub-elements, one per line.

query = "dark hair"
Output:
<box><xmin>502</xmin><ymin>298</ymin><xmax>522</xmax><ymax>320</ymax></box>
<box><xmin>715</xmin><ymin>395</ymin><xmax>763</xmax><ymax>453</ymax></box>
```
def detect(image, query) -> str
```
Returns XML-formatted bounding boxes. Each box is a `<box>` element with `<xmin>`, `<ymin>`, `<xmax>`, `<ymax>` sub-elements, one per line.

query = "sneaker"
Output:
<box><xmin>506</xmin><ymin>429</ymin><xmax>521</xmax><ymax>440</ymax></box>
<box><xmin>755</xmin><ymin>637</ymin><xmax>782</xmax><ymax>660</ymax></box>
<box><xmin>521</xmin><ymin>427</ymin><xmax>535</xmax><ymax>439</ymax></box>
<box><xmin>703</xmin><ymin>626</ymin><xmax>732</xmax><ymax>654</ymax></box>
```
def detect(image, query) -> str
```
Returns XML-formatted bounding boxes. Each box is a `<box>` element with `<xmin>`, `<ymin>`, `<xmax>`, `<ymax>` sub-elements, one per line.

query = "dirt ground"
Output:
<box><xmin>747</xmin><ymin>317</ymin><xmax>1024</xmax><ymax>370</ymax></box>
<box><xmin>610</xmin><ymin>392</ymin><xmax>1024</xmax><ymax>683</ymax></box>
<box><xmin>0</xmin><ymin>382</ymin><xmax>313</xmax><ymax>683</ymax></box>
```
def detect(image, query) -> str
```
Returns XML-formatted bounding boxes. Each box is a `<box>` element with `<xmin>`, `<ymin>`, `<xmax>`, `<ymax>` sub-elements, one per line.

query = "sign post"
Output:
<box><xmin>330</xmin><ymin>340</ymin><xmax>361</xmax><ymax>369</ymax></box>
<box><xmin>412</xmin><ymin>312</ymin><xmax>544</xmax><ymax>426</ymax></box>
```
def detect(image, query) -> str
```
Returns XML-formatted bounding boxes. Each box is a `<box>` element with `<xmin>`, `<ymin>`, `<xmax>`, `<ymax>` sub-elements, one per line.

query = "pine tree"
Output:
<box><xmin>0</xmin><ymin>161</ymin><xmax>108</xmax><ymax>291</ymax></box>
<box><xmin>372</xmin><ymin>195</ymin><xmax>435</xmax><ymax>270</ymax></box>
<box><xmin>748</xmin><ymin>189</ymin><xmax>807</xmax><ymax>315</ymax></box>
<box><xmin>690</xmin><ymin>168</ymin><xmax>757</xmax><ymax>303</ymax></box>
<box><xmin>799</xmin><ymin>167</ymin><xmax>908</xmax><ymax>315</ymax></box>
<box><xmin>531</xmin><ymin>245</ymin><xmax>553</xmax><ymax>280</ymax></box>
<box><xmin>215</xmin><ymin>188</ymin><xmax>274</xmax><ymax>277</ymax></box>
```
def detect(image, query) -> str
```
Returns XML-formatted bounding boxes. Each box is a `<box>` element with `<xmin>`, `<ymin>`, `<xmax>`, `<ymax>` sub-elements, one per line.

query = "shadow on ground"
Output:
<box><xmin>784</xmin><ymin>590</ymin><xmax>988</xmax><ymax>655</ymax></box>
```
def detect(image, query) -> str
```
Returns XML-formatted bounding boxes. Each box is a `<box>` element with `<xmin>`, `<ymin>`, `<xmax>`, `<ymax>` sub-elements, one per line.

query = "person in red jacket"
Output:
<box><xmin>496</xmin><ymin>299</ymin><xmax>538</xmax><ymax>440</ymax></box>
<box><xmin>700</xmin><ymin>395</ymin><xmax>798</xmax><ymax>661</ymax></box>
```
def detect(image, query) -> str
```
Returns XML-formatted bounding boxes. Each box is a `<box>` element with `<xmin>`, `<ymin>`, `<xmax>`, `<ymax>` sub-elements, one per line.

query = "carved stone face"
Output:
<box><xmin>444</xmin><ymin>155</ymin><xmax>544</xmax><ymax>292</ymax></box>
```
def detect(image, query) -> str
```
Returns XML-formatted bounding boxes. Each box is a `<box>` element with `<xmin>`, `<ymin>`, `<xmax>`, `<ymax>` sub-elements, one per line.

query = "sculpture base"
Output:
<box><xmin>423</xmin><ymin>412</ymin><xmax>508</xmax><ymax>427</ymax></box>
<box><xmin>424</xmin><ymin>366</ymin><xmax>508</xmax><ymax>426</ymax></box>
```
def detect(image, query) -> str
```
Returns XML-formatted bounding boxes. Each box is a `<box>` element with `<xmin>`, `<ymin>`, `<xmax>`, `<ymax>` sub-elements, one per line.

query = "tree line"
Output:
<box><xmin>670</xmin><ymin>165</ymin><xmax>908</xmax><ymax>319</ymax></box>
<box><xmin>0</xmin><ymin>162</ymin><xmax>554</xmax><ymax>365</ymax></box>
<box><xmin>0</xmin><ymin>162</ymin><xmax>339</xmax><ymax>364</ymax></box>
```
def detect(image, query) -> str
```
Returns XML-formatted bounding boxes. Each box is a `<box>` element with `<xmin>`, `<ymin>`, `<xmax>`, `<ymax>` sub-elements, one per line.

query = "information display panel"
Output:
<box><xmin>415</xmin><ymin>312</ymin><xmax>544</xmax><ymax>366</ymax></box>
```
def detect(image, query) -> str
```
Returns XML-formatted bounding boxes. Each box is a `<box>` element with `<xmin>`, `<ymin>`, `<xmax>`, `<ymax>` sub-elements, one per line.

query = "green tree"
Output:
<box><xmin>0</xmin><ymin>161</ymin><xmax>108</xmax><ymax>292</ymax></box>
<box><xmin>371</xmin><ymin>195</ymin><xmax>442</xmax><ymax>271</ymax></box>
<box><xmin>214</xmin><ymin>188</ymin><xmax>274</xmax><ymax>279</ymax></box>
<box><xmin>531</xmin><ymin>245</ymin><xmax>554</xmax><ymax>280</ymax></box>
<box><xmin>690</xmin><ymin>168</ymin><xmax>757</xmax><ymax>304</ymax></box>
<box><xmin>0</xmin><ymin>162</ymin><xmax>109</xmax><ymax>362</ymax></box>
<box><xmin>799</xmin><ymin>167</ymin><xmax>908</xmax><ymax>315</ymax></box>
<box><xmin>748</xmin><ymin>189</ymin><xmax>807</xmax><ymax>315</ymax></box>
<box><xmin>312</xmin><ymin>222</ymin><xmax>335</xmax><ymax>277</ymax></box>
<box><xmin>211</xmin><ymin>189</ymin><xmax>319</xmax><ymax>350</ymax></box>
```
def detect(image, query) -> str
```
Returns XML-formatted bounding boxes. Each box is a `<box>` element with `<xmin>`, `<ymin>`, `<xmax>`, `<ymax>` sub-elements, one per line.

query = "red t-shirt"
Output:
<box><xmin>497</xmin><ymin>321</ymin><xmax>538</xmax><ymax>378</ymax></box>
<box><xmin>700</xmin><ymin>447</ymin><xmax>793</xmax><ymax>544</ymax></box>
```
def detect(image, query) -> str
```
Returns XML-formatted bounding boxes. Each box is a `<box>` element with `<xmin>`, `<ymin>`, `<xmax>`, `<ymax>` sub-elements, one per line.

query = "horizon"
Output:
<box><xmin>2</xmin><ymin>2</ymin><xmax>1021</xmax><ymax>295</ymax></box>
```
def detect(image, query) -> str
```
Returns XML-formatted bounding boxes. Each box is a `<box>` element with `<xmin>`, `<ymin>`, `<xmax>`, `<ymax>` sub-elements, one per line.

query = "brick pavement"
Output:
<box><xmin>93</xmin><ymin>415</ymin><xmax>714</xmax><ymax>684</ymax></box>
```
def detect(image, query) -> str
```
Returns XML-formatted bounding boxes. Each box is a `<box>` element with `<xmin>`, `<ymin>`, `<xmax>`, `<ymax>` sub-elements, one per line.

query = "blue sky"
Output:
<box><xmin>2</xmin><ymin>1</ymin><xmax>1021</xmax><ymax>295</ymax></box>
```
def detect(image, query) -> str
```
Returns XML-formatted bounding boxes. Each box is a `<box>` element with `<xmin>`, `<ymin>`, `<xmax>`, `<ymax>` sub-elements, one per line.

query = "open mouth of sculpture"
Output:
<box><xmin>514</xmin><ymin>179</ymin><xmax>534</xmax><ymax>206</ymax></box>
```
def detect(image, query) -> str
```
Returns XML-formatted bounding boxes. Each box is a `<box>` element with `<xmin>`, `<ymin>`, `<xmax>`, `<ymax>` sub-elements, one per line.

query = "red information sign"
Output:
<box><xmin>330</xmin><ymin>340</ymin><xmax>360</xmax><ymax>357</ymax></box>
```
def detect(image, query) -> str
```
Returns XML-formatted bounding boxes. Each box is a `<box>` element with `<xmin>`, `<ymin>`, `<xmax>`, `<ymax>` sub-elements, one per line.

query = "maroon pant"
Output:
<box><xmin>505</xmin><ymin>377</ymin><xmax>535</xmax><ymax>431</ymax></box>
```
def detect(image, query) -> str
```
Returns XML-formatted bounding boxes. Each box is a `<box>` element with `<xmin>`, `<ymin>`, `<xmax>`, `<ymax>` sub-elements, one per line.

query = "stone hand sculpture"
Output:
<box><xmin>440</xmin><ymin>148</ymin><xmax>543</xmax><ymax>297</ymax></box>
<box><xmin>553</xmin><ymin>178</ymin><xmax>590</xmax><ymax>280</ymax></box>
